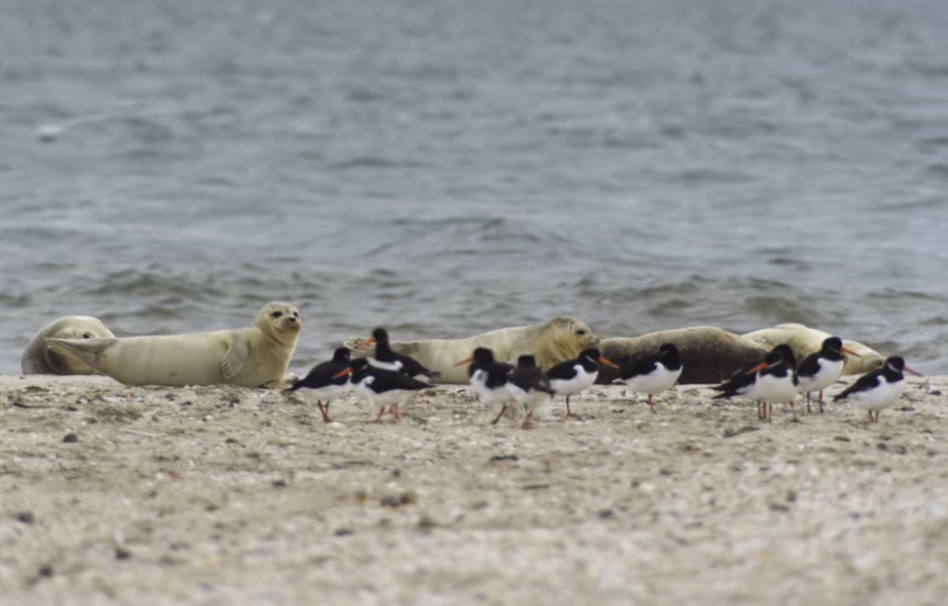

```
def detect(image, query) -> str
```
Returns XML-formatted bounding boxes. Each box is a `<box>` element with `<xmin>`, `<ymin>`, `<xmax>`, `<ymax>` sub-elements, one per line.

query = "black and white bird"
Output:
<box><xmin>360</xmin><ymin>327</ymin><xmax>439</xmax><ymax>382</ymax></box>
<box><xmin>286</xmin><ymin>347</ymin><xmax>351</xmax><ymax>423</ymax></box>
<box><xmin>795</xmin><ymin>337</ymin><xmax>860</xmax><ymax>414</ymax></box>
<box><xmin>454</xmin><ymin>347</ymin><xmax>515</xmax><ymax>424</ymax></box>
<box><xmin>833</xmin><ymin>356</ymin><xmax>921</xmax><ymax>423</ymax></box>
<box><xmin>617</xmin><ymin>343</ymin><xmax>683</xmax><ymax>414</ymax></box>
<box><xmin>334</xmin><ymin>357</ymin><xmax>431</xmax><ymax>422</ymax></box>
<box><xmin>546</xmin><ymin>348</ymin><xmax>618</xmax><ymax>419</ymax></box>
<box><xmin>712</xmin><ymin>344</ymin><xmax>798</xmax><ymax>422</ymax></box>
<box><xmin>506</xmin><ymin>355</ymin><xmax>555</xmax><ymax>429</ymax></box>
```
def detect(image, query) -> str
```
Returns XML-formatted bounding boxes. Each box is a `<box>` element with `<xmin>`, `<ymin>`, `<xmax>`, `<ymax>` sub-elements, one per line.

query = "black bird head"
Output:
<box><xmin>333</xmin><ymin>347</ymin><xmax>352</xmax><ymax>363</ymax></box>
<box><xmin>771</xmin><ymin>344</ymin><xmax>796</xmax><ymax>368</ymax></box>
<box><xmin>883</xmin><ymin>356</ymin><xmax>922</xmax><ymax>376</ymax></box>
<box><xmin>473</xmin><ymin>347</ymin><xmax>495</xmax><ymax>363</ymax></box>
<box><xmin>820</xmin><ymin>336</ymin><xmax>861</xmax><ymax>359</ymax></box>
<box><xmin>578</xmin><ymin>348</ymin><xmax>618</xmax><ymax>369</ymax></box>
<box><xmin>658</xmin><ymin>343</ymin><xmax>681</xmax><ymax>365</ymax></box>
<box><xmin>334</xmin><ymin>357</ymin><xmax>371</xmax><ymax>380</ymax></box>
<box><xmin>454</xmin><ymin>347</ymin><xmax>496</xmax><ymax>370</ymax></box>
<box><xmin>516</xmin><ymin>355</ymin><xmax>538</xmax><ymax>369</ymax></box>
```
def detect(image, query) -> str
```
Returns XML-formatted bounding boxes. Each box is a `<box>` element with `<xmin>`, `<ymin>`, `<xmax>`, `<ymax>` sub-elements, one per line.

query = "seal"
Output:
<box><xmin>740</xmin><ymin>323</ymin><xmax>884</xmax><ymax>375</ymax></box>
<box><xmin>45</xmin><ymin>301</ymin><xmax>302</xmax><ymax>388</ymax></box>
<box><xmin>597</xmin><ymin>326</ymin><xmax>768</xmax><ymax>385</ymax></box>
<box><xmin>345</xmin><ymin>317</ymin><xmax>600</xmax><ymax>385</ymax></box>
<box><xmin>22</xmin><ymin>316</ymin><xmax>116</xmax><ymax>375</ymax></box>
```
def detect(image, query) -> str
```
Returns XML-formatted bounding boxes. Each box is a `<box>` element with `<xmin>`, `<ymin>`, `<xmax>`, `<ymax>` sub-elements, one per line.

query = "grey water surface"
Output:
<box><xmin>2</xmin><ymin>0</ymin><xmax>948</xmax><ymax>374</ymax></box>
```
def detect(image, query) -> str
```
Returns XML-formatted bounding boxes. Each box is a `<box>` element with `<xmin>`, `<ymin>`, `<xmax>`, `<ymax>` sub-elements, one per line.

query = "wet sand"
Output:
<box><xmin>1</xmin><ymin>374</ymin><xmax>947</xmax><ymax>605</ymax></box>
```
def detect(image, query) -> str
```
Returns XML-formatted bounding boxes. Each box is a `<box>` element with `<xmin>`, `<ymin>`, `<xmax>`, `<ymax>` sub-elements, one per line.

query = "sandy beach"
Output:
<box><xmin>2</xmin><ymin>373</ymin><xmax>947</xmax><ymax>605</ymax></box>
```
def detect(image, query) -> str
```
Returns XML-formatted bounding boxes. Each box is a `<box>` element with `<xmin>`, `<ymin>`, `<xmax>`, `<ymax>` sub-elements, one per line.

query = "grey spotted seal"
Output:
<box><xmin>741</xmin><ymin>323</ymin><xmax>884</xmax><ymax>375</ymax></box>
<box><xmin>22</xmin><ymin>316</ymin><xmax>116</xmax><ymax>375</ymax></box>
<box><xmin>345</xmin><ymin>317</ymin><xmax>600</xmax><ymax>385</ymax></box>
<box><xmin>45</xmin><ymin>302</ymin><xmax>302</xmax><ymax>387</ymax></box>
<box><xmin>597</xmin><ymin>326</ymin><xmax>768</xmax><ymax>385</ymax></box>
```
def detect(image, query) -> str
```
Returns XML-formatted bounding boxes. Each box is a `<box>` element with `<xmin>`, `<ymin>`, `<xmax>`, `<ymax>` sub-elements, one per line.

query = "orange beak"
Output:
<box><xmin>904</xmin><ymin>365</ymin><xmax>923</xmax><ymax>377</ymax></box>
<box><xmin>355</xmin><ymin>337</ymin><xmax>377</xmax><ymax>350</ymax></box>
<box><xmin>841</xmin><ymin>346</ymin><xmax>861</xmax><ymax>357</ymax></box>
<box><xmin>332</xmin><ymin>367</ymin><xmax>354</xmax><ymax>379</ymax></box>
<box><xmin>746</xmin><ymin>361</ymin><xmax>768</xmax><ymax>375</ymax></box>
<box><xmin>599</xmin><ymin>356</ymin><xmax>619</xmax><ymax>369</ymax></box>
<box><xmin>454</xmin><ymin>356</ymin><xmax>475</xmax><ymax>367</ymax></box>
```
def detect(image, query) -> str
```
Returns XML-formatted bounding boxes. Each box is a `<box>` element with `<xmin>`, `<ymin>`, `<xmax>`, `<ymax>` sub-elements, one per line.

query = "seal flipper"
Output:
<box><xmin>44</xmin><ymin>337</ymin><xmax>115</xmax><ymax>374</ymax></box>
<box><xmin>221</xmin><ymin>337</ymin><xmax>251</xmax><ymax>380</ymax></box>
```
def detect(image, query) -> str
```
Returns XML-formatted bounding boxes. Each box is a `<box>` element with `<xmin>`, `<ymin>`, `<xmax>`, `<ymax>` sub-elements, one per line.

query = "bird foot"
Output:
<box><xmin>316</xmin><ymin>402</ymin><xmax>333</xmax><ymax>424</ymax></box>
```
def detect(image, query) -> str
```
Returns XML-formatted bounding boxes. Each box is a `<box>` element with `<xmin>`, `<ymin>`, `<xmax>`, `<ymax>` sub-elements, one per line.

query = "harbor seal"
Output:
<box><xmin>346</xmin><ymin>317</ymin><xmax>600</xmax><ymax>385</ymax></box>
<box><xmin>45</xmin><ymin>301</ymin><xmax>302</xmax><ymax>387</ymax></box>
<box><xmin>22</xmin><ymin>316</ymin><xmax>116</xmax><ymax>375</ymax></box>
<box><xmin>597</xmin><ymin>326</ymin><xmax>767</xmax><ymax>385</ymax></box>
<box><xmin>741</xmin><ymin>323</ymin><xmax>884</xmax><ymax>375</ymax></box>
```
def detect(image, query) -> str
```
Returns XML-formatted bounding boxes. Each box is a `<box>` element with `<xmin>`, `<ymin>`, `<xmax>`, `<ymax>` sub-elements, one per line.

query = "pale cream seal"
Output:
<box><xmin>741</xmin><ymin>323</ymin><xmax>884</xmax><ymax>375</ymax></box>
<box><xmin>346</xmin><ymin>317</ymin><xmax>600</xmax><ymax>385</ymax></box>
<box><xmin>46</xmin><ymin>302</ymin><xmax>302</xmax><ymax>387</ymax></box>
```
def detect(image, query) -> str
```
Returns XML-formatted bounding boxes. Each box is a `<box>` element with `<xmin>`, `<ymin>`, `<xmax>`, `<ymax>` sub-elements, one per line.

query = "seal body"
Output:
<box><xmin>45</xmin><ymin>302</ymin><xmax>301</xmax><ymax>387</ymax></box>
<box><xmin>598</xmin><ymin>327</ymin><xmax>767</xmax><ymax>385</ymax></box>
<box><xmin>347</xmin><ymin>317</ymin><xmax>599</xmax><ymax>385</ymax></box>
<box><xmin>741</xmin><ymin>323</ymin><xmax>884</xmax><ymax>375</ymax></box>
<box><xmin>22</xmin><ymin>316</ymin><xmax>116</xmax><ymax>375</ymax></box>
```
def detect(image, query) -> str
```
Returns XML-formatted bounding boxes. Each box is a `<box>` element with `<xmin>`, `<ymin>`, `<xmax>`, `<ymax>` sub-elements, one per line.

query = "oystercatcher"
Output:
<box><xmin>833</xmin><ymin>356</ymin><xmax>921</xmax><ymax>423</ymax></box>
<box><xmin>360</xmin><ymin>327</ymin><xmax>439</xmax><ymax>382</ymax></box>
<box><xmin>334</xmin><ymin>357</ymin><xmax>431</xmax><ymax>422</ymax></box>
<box><xmin>506</xmin><ymin>355</ymin><xmax>555</xmax><ymax>429</ymax></box>
<box><xmin>617</xmin><ymin>343</ymin><xmax>682</xmax><ymax>414</ymax></box>
<box><xmin>286</xmin><ymin>347</ymin><xmax>351</xmax><ymax>423</ymax></box>
<box><xmin>546</xmin><ymin>348</ymin><xmax>618</xmax><ymax>419</ymax></box>
<box><xmin>795</xmin><ymin>336</ymin><xmax>860</xmax><ymax>414</ymax></box>
<box><xmin>454</xmin><ymin>347</ymin><xmax>515</xmax><ymax>424</ymax></box>
<box><xmin>712</xmin><ymin>344</ymin><xmax>798</xmax><ymax>422</ymax></box>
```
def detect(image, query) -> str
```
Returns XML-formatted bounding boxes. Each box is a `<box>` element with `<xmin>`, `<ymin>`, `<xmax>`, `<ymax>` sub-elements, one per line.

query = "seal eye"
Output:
<box><xmin>83</xmin><ymin>333</ymin><xmax>93</xmax><ymax>339</ymax></box>
<box><xmin>576</xmin><ymin>330</ymin><xmax>586</xmax><ymax>336</ymax></box>
<box><xmin>272</xmin><ymin>311</ymin><xmax>283</xmax><ymax>318</ymax></box>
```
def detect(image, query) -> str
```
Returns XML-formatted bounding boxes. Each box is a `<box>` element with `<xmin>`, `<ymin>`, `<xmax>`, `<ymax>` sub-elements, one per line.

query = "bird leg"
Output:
<box><xmin>521</xmin><ymin>408</ymin><xmax>534</xmax><ymax>430</ymax></box>
<box><xmin>375</xmin><ymin>405</ymin><xmax>386</xmax><ymax>423</ymax></box>
<box><xmin>316</xmin><ymin>401</ymin><xmax>333</xmax><ymax>424</ymax></box>
<box><xmin>390</xmin><ymin>403</ymin><xmax>401</xmax><ymax>421</ymax></box>
<box><xmin>565</xmin><ymin>395</ymin><xmax>580</xmax><ymax>420</ymax></box>
<box><xmin>806</xmin><ymin>392</ymin><xmax>812</xmax><ymax>414</ymax></box>
<box><xmin>491</xmin><ymin>404</ymin><xmax>509</xmax><ymax>425</ymax></box>
<box><xmin>767</xmin><ymin>402</ymin><xmax>773</xmax><ymax>423</ymax></box>
<box><xmin>648</xmin><ymin>394</ymin><xmax>657</xmax><ymax>414</ymax></box>
<box><xmin>818</xmin><ymin>390</ymin><xmax>825</xmax><ymax>414</ymax></box>
<box><xmin>790</xmin><ymin>401</ymin><xmax>799</xmax><ymax>422</ymax></box>
<box><xmin>757</xmin><ymin>401</ymin><xmax>764</xmax><ymax>421</ymax></box>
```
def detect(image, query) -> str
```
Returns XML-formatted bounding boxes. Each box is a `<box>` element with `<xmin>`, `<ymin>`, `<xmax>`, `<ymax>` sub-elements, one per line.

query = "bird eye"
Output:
<box><xmin>272</xmin><ymin>311</ymin><xmax>283</xmax><ymax>318</ymax></box>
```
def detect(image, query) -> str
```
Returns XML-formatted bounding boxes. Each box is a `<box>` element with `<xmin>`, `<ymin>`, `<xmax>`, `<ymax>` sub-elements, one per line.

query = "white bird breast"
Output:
<box><xmin>796</xmin><ymin>358</ymin><xmax>844</xmax><ymax>394</ymax></box>
<box><xmin>848</xmin><ymin>377</ymin><xmax>904</xmax><ymax>411</ymax></box>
